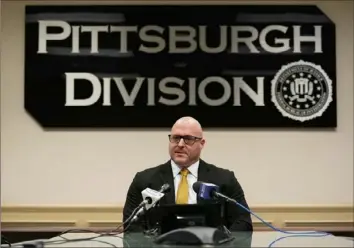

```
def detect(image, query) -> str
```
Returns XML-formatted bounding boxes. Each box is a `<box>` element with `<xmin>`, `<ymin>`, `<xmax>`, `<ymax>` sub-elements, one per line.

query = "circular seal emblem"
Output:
<box><xmin>271</xmin><ymin>60</ymin><xmax>333</xmax><ymax>122</ymax></box>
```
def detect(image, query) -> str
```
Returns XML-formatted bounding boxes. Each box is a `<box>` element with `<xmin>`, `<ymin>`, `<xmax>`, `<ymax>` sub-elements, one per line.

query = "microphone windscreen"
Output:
<box><xmin>193</xmin><ymin>181</ymin><xmax>219</xmax><ymax>200</ymax></box>
<box><xmin>192</xmin><ymin>181</ymin><xmax>202</xmax><ymax>194</ymax></box>
<box><xmin>160</xmin><ymin>183</ymin><xmax>171</xmax><ymax>193</ymax></box>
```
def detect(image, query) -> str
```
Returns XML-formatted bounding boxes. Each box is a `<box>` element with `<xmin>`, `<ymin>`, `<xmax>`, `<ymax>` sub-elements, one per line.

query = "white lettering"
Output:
<box><xmin>198</xmin><ymin>77</ymin><xmax>231</xmax><ymax>106</ymax></box>
<box><xmin>293</xmin><ymin>25</ymin><xmax>322</xmax><ymax>53</ymax></box>
<box><xmin>37</xmin><ymin>21</ymin><xmax>323</xmax><ymax>54</ymax></box>
<box><xmin>259</xmin><ymin>25</ymin><xmax>290</xmax><ymax>53</ymax></box>
<box><xmin>64</xmin><ymin>73</ymin><xmax>265</xmax><ymax>107</ymax></box>
<box><xmin>64</xmin><ymin>72</ymin><xmax>101</xmax><ymax>106</ymax></box>
<box><xmin>112</xmin><ymin>77</ymin><xmax>144</xmax><ymax>106</ymax></box>
<box><xmin>233</xmin><ymin>77</ymin><xmax>265</xmax><ymax>106</ymax></box>
<box><xmin>169</xmin><ymin>26</ymin><xmax>197</xmax><ymax>53</ymax></box>
<box><xmin>81</xmin><ymin>26</ymin><xmax>109</xmax><ymax>53</ymax></box>
<box><xmin>101</xmin><ymin>77</ymin><xmax>144</xmax><ymax>106</ymax></box>
<box><xmin>188</xmin><ymin>78</ymin><xmax>197</xmax><ymax>105</ymax></box>
<box><xmin>159</xmin><ymin>77</ymin><xmax>186</xmax><ymax>105</ymax></box>
<box><xmin>147</xmin><ymin>78</ymin><xmax>156</xmax><ymax>106</ymax></box>
<box><xmin>139</xmin><ymin>25</ymin><xmax>165</xmax><ymax>53</ymax></box>
<box><xmin>38</xmin><ymin>20</ymin><xmax>71</xmax><ymax>53</ymax></box>
<box><xmin>110</xmin><ymin>26</ymin><xmax>138</xmax><ymax>53</ymax></box>
<box><xmin>199</xmin><ymin>26</ymin><xmax>228</xmax><ymax>53</ymax></box>
<box><xmin>231</xmin><ymin>26</ymin><xmax>259</xmax><ymax>53</ymax></box>
<box><xmin>71</xmin><ymin>26</ymin><xmax>80</xmax><ymax>53</ymax></box>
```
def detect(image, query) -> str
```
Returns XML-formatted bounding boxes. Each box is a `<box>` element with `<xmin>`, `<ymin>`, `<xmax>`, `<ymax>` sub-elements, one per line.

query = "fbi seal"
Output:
<box><xmin>271</xmin><ymin>60</ymin><xmax>333</xmax><ymax>122</ymax></box>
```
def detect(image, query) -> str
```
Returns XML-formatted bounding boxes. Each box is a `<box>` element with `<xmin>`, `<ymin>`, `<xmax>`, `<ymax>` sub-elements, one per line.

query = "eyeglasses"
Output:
<box><xmin>168</xmin><ymin>135</ymin><xmax>202</xmax><ymax>145</ymax></box>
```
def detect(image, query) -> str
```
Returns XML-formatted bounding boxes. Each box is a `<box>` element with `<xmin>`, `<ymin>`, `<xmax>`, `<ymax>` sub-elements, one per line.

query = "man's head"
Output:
<box><xmin>168</xmin><ymin>116</ymin><xmax>205</xmax><ymax>167</ymax></box>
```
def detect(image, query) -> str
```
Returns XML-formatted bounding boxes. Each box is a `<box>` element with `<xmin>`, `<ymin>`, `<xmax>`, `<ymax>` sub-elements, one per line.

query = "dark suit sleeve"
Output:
<box><xmin>225</xmin><ymin>171</ymin><xmax>253</xmax><ymax>232</ymax></box>
<box><xmin>122</xmin><ymin>172</ymin><xmax>146</xmax><ymax>232</ymax></box>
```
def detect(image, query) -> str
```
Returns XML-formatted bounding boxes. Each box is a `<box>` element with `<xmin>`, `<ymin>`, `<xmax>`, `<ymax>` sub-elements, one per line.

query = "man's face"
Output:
<box><xmin>168</xmin><ymin>123</ymin><xmax>205</xmax><ymax>167</ymax></box>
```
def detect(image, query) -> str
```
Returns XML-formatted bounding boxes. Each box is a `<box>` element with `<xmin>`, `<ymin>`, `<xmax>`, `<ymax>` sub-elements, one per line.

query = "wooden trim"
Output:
<box><xmin>1</xmin><ymin>205</ymin><xmax>124</xmax><ymax>213</ymax></box>
<box><xmin>1</xmin><ymin>220</ymin><xmax>76</xmax><ymax>228</ymax></box>
<box><xmin>22</xmin><ymin>0</ymin><xmax>324</xmax><ymax>5</ymax></box>
<box><xmin>2</xmin><ymin>205</ymin><xmax>352</xmax><ymax>213</ymax></box>
<box><xmin>251</xmin><ymin>205</ymin><xmax>354</xmax><ymax>213</ymax></box>
<box><xmin>2</xmin><ymin>205</ymin><xmax>353</xmax><ymax>232</ymax></box>
<box><xmin>284</xmin><ymin>220</ymin><xmax>354</xmax><ymax>231</ymax></box>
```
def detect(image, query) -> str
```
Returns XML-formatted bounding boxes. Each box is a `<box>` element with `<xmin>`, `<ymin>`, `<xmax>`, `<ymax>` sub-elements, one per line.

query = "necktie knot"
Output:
<box><xmin>180</xmin><ymin>168</ymin><xmax>189</xmax><ymax>177</ymax></box>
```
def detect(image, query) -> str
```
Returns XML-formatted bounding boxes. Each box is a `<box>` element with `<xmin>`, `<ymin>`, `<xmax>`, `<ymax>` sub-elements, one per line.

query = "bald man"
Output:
<box><xmin>122</xmin><ymin>117</ymin><xmax>253</xmax><ymax>233</ymax></box>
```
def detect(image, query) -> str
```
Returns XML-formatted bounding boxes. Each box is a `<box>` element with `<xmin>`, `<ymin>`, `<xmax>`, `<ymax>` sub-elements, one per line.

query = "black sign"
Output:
<box><xmin>25</xmin><ymin>5</ymin><xmax>337</xmax><ymax>128</ymax></box>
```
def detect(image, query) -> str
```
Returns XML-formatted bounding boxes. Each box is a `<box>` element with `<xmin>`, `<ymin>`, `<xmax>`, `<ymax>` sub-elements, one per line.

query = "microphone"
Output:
<box><xmin>140</xmin><ymin>183</ymin><xmax>171</xmax><ymax>208</ymax></box>
<box><xmin>131</xmin><ymin>183</ymin><xmax>171</xmax><ymax>223</ymax></box>
<box><xmin>192</xmin><ymin>181</ymin><xmax>235</xmax><ymax>202</ymax></box>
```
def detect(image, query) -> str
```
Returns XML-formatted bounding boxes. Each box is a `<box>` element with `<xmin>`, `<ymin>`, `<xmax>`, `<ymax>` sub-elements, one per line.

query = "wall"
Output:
<box><xmin>1</xmin><ymin>0</ymin><xmax>353</xmax><ymax>231</ymax></box>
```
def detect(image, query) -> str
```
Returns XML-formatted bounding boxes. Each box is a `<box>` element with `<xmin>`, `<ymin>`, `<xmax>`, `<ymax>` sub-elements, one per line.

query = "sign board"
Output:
<box><xmin>24</xmin><ymin>5</ymin><xmax>337</xmax><ymax>128</ymax></box>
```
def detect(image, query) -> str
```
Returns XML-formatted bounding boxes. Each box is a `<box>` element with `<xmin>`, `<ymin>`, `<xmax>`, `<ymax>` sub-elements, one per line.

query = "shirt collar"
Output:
<box><xmin>171</xmin><ymin>159</ymin><xmax>199</xmax><ymax>178</ymax></box>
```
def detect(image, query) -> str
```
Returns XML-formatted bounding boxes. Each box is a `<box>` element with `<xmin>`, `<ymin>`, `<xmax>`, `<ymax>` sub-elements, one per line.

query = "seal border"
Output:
<box><xmin>270</xmin><ymin>60</ymin><xmax>333</xmax><ymax>122</ymax></box>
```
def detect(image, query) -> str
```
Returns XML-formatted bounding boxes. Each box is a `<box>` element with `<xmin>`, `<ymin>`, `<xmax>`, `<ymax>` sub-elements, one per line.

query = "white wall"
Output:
<box><xmin>1</xmin><ymin>0</ymin><xmax>353</xmax><ymax>206</ymax></box>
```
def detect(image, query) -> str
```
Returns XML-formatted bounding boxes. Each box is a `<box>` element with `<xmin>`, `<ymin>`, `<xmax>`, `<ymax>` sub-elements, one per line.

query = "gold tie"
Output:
<box><xmin>176</xmin><ymin>168</ymin><xmax>189</xmax><ymax>204</ymax></box>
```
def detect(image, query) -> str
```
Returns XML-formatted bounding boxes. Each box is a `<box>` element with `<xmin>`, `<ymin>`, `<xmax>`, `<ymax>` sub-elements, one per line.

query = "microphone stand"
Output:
<box><xmin>213</xmin><ymin>192</ymin><xmax>233</xmax><ymax>237</ymax></box>
<box><xmin>142</xmin><ymin>209</ymin><xmax>150</xmax><ymax>232</ymax></box>
<box><xmin>143</xmin><ymin>203</ymin><xmax>160</xmax><ymax>237</ymax></box>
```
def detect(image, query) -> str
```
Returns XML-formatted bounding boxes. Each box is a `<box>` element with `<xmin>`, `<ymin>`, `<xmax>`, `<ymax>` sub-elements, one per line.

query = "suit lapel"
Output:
<box><xmin>159</xmin><ymin>160</ymin><xmax>175</xmax><ymax>205</ymax></box>
<box><xmin>196</xmin><ymin>159</ymin><xmax>212</xmax><ymax>203</ymax></box>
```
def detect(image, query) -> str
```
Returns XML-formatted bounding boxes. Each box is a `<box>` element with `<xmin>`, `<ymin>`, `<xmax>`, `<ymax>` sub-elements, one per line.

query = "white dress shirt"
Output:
<box><xmin>171</xmin><ymin>160</ymin><xmax>199</xmax><ymax>204</ymax></box>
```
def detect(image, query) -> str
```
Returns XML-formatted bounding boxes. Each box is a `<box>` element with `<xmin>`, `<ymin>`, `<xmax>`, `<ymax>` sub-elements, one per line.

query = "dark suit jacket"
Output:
<box><xmin>122</xmin><ymin>159</ymin><xmax>253</xmax><ymax>232</ymax></box>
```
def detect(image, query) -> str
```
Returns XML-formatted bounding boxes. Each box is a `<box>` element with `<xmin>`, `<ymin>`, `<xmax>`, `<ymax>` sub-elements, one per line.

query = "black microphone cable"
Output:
<box><xmin>56</xmin><ymin>203</ymin><xmax>141</xmax><ymax>239</ymax></box>
<box><xmin>115</xmin><ymin>184</ymin><xmax>171</xmax><ymax>236</ymax></box>
<box><xmin>224</xmin><ymin>195</ymin><xmax>330</xmax><ymax>235</ymax></box>
<box><xmin>216</xmin><ymin>194</ymin><xmax>333</xmax><ymax>248</ymax></box>
<box><xmin>193</xmin><ymin>181</ymin><xmax>333</xmax><ymax>247</ymax></box>
<box><xmin>21</xmin><ymin>207</ymin><xmax>144</xmax><ymax>248</ymax></box>
<box><xmin>56</xmin><ymin>184</ymin><xmax>171</xmax><ymax>240</ymax></box>
<box><xmin>1</xmin><ymin>234</ymin><xmax>12</xmax><ymax>247</ymax></box>
<box><xmin>7</xmin><ymin>236</ymin><xmax>120</xmax><ymax>248</ymax></box>
<box><xmin>9</xmin><ymin>185</ymin><xmax>171</xmax><ymax>247</ymax></box>
<box><xmin>39</xmin><ymin>204</ymin><xmax>143</xmax><ymax>248</ymax></box>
